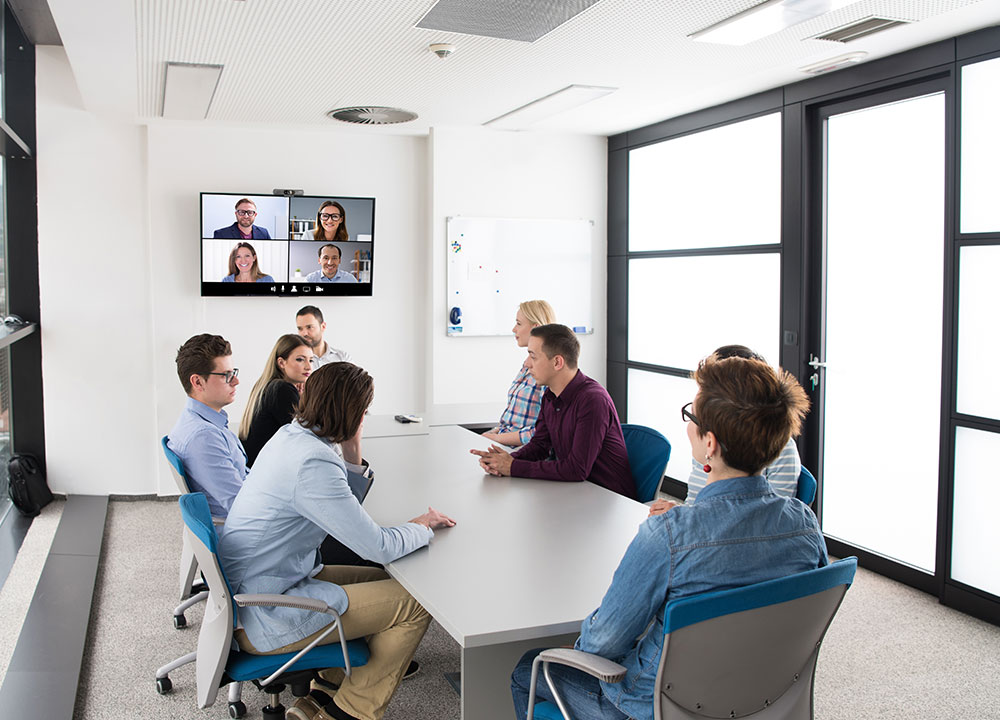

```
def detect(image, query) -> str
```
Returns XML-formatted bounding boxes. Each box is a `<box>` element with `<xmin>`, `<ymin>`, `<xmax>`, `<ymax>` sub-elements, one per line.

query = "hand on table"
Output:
<box><xmin>410</xmin><ymin>507</ymin><xmax>457</xmax><ymax>530</ymax></box>
<box><xmin>469</xmin><ymin>444</ymin><xmax>514</xmax><ymax>476</ymax></box>
<box><xmin>481</xmin><ymin>431</ymin><xmax>502</xmax><ymax>443</ymax></box>
<box><xmin>648</xmin><ymin>499</ymin><xmax>679</xmax><ymax>517</ymax></box>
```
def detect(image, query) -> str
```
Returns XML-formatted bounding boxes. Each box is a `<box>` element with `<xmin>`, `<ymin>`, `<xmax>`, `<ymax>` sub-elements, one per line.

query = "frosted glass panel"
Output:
<box><xmin>626</xmin><ymin>369</ymin><xmax>698</xmax><ymax>484</ymax></box>
<box><xmin>628</xmin><ymin>255</ymin><xmax>780</xmax><ymax>370</ymax></box>
<box><xmin>956</xmin><ymin>245</ymin><xmax>1000</xmax><ymax>420</ymax></box>
<box><xmin>952</xmin><ymin>427</ymin><xmax>1000</xmax><ymax>597</ymax></box>
<box><xmin>960</xmin><ymin>57</ymin><xmax>1000</xmax><ymax>233</ymax></box>
<box><xmin>629</xmin><ymin>113</ymin><xmax>781</xmax><ymax>251</ymax></box>
<box><xmin>821</xmin><ymin>93</ymin><xmax>944</xmax><ymax>572</ymax></box>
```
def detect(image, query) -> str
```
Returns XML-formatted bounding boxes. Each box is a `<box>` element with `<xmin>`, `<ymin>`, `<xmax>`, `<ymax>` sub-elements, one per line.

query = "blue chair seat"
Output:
<box><xmin>532</xmin><ymin>701</ymin><xmax>565</xmax><ymax>719</ymax></box>
<box><xmin>228</xmin><ymin>639</ymin><xmax>370</xmax><ymax>682</ymax></box>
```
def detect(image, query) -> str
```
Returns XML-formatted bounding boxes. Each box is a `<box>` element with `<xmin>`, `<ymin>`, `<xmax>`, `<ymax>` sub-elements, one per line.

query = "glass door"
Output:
<box><xmin>813</xmin><ymin>87</ymin><xmax>946</xmax><ymax>575</ymax></box>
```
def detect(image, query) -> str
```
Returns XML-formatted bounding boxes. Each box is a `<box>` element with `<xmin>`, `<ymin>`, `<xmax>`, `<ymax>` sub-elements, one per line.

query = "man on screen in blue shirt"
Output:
<box><xmin>166</xmin><ymin>334</ymin><xmax>248</xmax><ymax>517</ymax></box>
<box><xmin>306</xmin><ymin>243</ymin><xmax>359</xmax><ymax>283</ymax></box>
<box><xmin>213</xmin><ymin>197</ymin><xmax>272</xmax><ymax>240</ymax></box>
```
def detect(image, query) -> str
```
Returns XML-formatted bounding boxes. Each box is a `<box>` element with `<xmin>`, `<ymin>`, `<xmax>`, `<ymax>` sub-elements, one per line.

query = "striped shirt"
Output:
<box><xmin>685</xmin><ymin>437</ymin><xmax>801</xmax><ymax>504</ymax></box>
<box><xmin>497</xmin><ymin>364</ymin><xmax>546</xmax><ymax>446</ymax></box>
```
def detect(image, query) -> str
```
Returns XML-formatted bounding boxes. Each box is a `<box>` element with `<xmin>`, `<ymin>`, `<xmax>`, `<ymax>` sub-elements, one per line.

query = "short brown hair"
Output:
<box><xmin>176</xmin><ymin>334</ymin><xmax>232</xmax><ymax>394</ymax></box>
<box><xmin>234</xmin><ymin>197</ymin><xmax>256</xmax><ymax>210</ymax></box>
<box><xmin>318</xmin><ymin>243</ymin><xmax>342</xmax><ymax>259</ymax></box>
<box><xmin>530</xmin><ymin>324</ymin><xmax>580</xmax><ymax>369</ymax></box>
<box><xmin>295</xmin><ymin>362</ymin><xmax>374</xmax><ymax>442</ymax></box>
<box><xmin>692</xmin><ymin>356</ymin><xmax>809</xmax><ymax>475</ymax></box>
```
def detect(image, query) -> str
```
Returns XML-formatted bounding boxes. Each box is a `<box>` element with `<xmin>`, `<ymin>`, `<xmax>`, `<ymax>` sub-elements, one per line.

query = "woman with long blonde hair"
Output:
<box><xmin>238</xmin><ymin>334</ymin><xmax>314</xmax><ymax>466</ymax></box>
<box><xmin>483</xmin><ymin>300</ymin><xmax>556</xmax><ymax>447</ymax></box>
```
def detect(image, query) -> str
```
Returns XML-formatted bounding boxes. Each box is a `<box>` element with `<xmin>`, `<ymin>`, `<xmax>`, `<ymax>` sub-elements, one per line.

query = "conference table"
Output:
<box><xmin>361</xmin><ymin>423</ymin><xmax>650</xmax><ymax>720</ymax></box>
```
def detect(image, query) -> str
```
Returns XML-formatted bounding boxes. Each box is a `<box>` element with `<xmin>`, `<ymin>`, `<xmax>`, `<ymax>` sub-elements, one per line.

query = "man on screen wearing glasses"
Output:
<box><xmin>166</xmin><ymin>334</ymin><xmax>248</xmax><ymax>518</ymax></box>
<box><xmin>213</xmin><ymin>197</ymin><xmax>272</xmax><ymax>240</ymax></box>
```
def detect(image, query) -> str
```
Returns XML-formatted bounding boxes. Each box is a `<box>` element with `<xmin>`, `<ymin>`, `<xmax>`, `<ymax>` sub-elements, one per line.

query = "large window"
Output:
<box><xmin>617</xmin><ymin>112</ymin><xmax>784</xmax><ymax>487</ymax></box>
<box><xmin>610</xmin><ymin>32</ymin><xmax>1000</xmax><ymax>625</ymax></box>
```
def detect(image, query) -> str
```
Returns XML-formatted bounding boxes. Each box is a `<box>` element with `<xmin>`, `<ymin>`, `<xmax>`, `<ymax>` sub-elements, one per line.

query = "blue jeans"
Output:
<box><xmin>511</xmin><ymin>649</ymin><xmax>631</xmax><ymax>720</ymax></box>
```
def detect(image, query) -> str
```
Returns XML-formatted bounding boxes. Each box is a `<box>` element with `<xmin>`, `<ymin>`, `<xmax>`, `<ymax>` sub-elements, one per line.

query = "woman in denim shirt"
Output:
<box><xmin>511</xmin><ymin>352</ymin><xmax>826</xmax><ymax>720</ymax></box>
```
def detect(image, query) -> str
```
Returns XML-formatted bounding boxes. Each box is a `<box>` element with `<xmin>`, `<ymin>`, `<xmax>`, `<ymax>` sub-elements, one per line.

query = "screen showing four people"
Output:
<box><xmin>200</xmin><ymin>193</ymin><xmax>375</xmax><ymax>297</ymax></box>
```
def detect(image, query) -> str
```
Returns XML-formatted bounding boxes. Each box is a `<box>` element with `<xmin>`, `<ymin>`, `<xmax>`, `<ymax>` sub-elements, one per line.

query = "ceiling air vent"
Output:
<box><xmin>813</xmin><ymin>16</ymin><xmax>911</xmax><ymax>43</ymax></box>
<box><xmin>326</xmin><ymin>107</ymin><xmax>418</xmax><ymax>125</ymax></box>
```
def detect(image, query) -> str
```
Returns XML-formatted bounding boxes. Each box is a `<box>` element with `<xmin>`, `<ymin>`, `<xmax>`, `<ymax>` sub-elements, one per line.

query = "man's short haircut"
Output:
<box><xmin>235</xmin><ymin>197</ymin><xmax>256</xmax><ymax>210</ymax></box>
<box><xmin>692</xmin><ymin>356</ymin><xmax>810</xmax><ymax>475</ymax></box>
<box><xmin>176</xmin><ymin>334</ymin><xmax>232</xmax><ymax>394</ymax></box>
<box><xmin>296</xmin><ymin>305</ymin><xmax>324</xmax><ymax>324</ymax></box>
<box><xmin>712</xmin><ymin>344</ymin><xmax>767</xmax><ymax>363</ymax></box>
<box><xmin>519</xmin><ymin>299</ymin><xmax>556</xmax><ymax>327</ymax></box>
<box><xmin>318</xmin><ymin>243</ymin><xmax>341</xmax><ymax>259</ymax></box>
<box><xmin>530</xmin><ymin>324</ymin><xmax>580</xmax><ymax>369</ymax></box>
<box><xmin>296</xmin><ymin>362</ymin><xmax>374</xmax><ymax>443</ymax></box>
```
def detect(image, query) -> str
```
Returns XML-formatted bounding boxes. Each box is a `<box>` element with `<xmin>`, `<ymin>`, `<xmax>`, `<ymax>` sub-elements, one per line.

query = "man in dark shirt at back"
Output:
<box><xmin>471</xmin><ymin>324</ymin><xmax>636</xmax><ymax>499</ymax></box>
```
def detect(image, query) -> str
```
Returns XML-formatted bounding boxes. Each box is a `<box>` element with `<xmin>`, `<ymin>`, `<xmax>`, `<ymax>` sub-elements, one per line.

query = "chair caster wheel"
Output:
<box><xmin>156</xmin><ymin>677</ymin><xmax>173</xmax><ymax>695</ymax></box>
<box><xmin>261</xmin><ymin>703</ymin><xmax>285</xmax><ymax>719</ymax></box>
<box><xmin>228</xmin><ymin>701</ymin><xmax>247</xmax><ymax>718</ymax></box>
<box><xmin>173</xmin><ymin>614</ymin><xmax>187</xmax><ymax>629</ymax></box>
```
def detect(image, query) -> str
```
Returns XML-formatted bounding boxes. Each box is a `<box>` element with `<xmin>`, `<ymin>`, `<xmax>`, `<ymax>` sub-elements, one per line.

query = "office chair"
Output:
<box><xmin>621</xmin><ymin>424</ymin><xmax>671</xmax><ymax>503</ymax></box>
<box><xmin>796</xmin><ymin>465</ymin><xmax>817</xmax><ymax>505</ymax></box>
<box><xmin>527</xmin><ymin>557</ymin><xmax>857</xmax><ymax>720</ymax></box>
<box><xmin>161</xmin><ymin>435</ymin><xmax>211</xmax><ymax>628</ymax></box>
<box><xmin>156</xmin><ymin>493</ymin><xmax>370</xmax><ymax>719</ymax></box>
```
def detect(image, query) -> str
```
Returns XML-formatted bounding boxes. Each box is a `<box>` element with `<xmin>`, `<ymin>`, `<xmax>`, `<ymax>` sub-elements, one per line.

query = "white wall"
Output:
<box><xmin>35</xmin><ymin>50</ymin><xmax>608</xmax><ymax>496</ymax></box>
<box><xmin>428</xmin><ymin>126</ymin><xmax>608</xmax><ymax>415</ymax></box>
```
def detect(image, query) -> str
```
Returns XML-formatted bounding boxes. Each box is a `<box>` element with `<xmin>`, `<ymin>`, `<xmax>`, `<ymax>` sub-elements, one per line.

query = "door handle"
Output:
<box><xmin>808</xmin><ymin>354</ymin><xmax>827</xmax><ymax>370</ymax></box>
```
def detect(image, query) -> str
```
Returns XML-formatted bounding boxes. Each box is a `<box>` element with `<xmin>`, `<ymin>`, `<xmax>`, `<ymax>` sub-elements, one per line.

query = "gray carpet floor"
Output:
<box><xmin>2</xmin><ymin>499</ymin><xmax>1000</xmax><ymax>719</ymax></box>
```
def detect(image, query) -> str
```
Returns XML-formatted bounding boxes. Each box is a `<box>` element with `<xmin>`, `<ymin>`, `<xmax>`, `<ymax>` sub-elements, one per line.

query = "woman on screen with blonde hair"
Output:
<box><xmin>483</xmin><ymin>300</ymin><xmax>556</xmax><ymax>447</ymax></box>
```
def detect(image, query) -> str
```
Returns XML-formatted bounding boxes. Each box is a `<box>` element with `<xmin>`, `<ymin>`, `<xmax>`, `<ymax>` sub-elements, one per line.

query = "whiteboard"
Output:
<box><xmin>446</xmin><ymin>216</ymin><xmax>593</xmax><ymax>337</ymax></box>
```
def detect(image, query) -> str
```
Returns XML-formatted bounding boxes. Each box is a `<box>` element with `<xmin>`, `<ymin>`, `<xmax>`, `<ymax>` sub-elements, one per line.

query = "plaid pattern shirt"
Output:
<box><xmin>497</xmin><ymin>364</ymin><xmax>545</xmax><ymax>446</ymax></box>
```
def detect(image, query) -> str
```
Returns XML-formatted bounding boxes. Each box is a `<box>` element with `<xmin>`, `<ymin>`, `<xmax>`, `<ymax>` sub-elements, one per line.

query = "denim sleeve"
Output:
<box><xmin>576</xmin><ymin>517</ymin><xmax>673</xmax><ymax>660</ymax></box>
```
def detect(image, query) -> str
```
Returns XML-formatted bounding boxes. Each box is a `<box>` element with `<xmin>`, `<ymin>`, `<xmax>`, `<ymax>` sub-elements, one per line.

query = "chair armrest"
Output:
<box><xmin>537</xmin><ymin>648</ymin><xmax>626</xmax><ymax>684</ymax></box>
<box><xmin>234</xmin><ymin>593</ymin><xmax>331</xmax><ymax>614</ymax></box>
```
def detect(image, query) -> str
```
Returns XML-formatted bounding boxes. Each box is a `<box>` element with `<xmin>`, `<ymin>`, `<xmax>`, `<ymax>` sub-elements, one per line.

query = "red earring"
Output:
<box><xmin>703</xmin><ymin>455</ymin><xmax>712</xmax><ymax>473</ymax></box>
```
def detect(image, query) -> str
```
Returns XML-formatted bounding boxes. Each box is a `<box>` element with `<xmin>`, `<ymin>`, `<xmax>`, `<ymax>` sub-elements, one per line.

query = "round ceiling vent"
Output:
<box><xmin>327</xmin><ymin>107</ymin><xmax>418</xmax><ymax>125</ymax></box>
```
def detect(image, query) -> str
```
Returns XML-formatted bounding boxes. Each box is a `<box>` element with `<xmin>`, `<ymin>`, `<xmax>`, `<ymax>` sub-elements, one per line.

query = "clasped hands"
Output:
<box><xmin>470</xmin><ymin>444</ymin><xmax>514</xmax><ymax>476</ymax></box>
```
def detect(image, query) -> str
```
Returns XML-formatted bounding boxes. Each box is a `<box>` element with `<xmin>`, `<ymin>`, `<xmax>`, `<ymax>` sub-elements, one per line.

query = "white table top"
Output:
<box><xmin>362</xmin><ymin>414</ymin><xmax>430</xmax><ymax>439</ymax></box>
<box><xmin>362</xmin><ymin>425</ymin><xmax>650</xmax><ymax>649</ymax></box>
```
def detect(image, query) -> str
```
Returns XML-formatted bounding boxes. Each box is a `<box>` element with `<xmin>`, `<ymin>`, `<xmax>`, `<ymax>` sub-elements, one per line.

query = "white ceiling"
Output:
<box><xmin>44</xmin><ymin>0</ymin><xmax>1000</xmax><ymax>136</ymax></box>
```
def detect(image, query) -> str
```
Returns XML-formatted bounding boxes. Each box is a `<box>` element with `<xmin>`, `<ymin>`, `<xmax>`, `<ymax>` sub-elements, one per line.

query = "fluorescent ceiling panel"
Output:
<box><xmin>691</xmin><ymin>0</ymin><xmax>858</xmax><ymax>45</ymax></box>
<box><xmin>161</xmin><ymin>62</ymin><xmax>223</xmax><ymax>119</ymax></box>
<box><xmin>485</xmin><ymin>84</ymin><xmax>617</xmax><ymax>130</ymax></box>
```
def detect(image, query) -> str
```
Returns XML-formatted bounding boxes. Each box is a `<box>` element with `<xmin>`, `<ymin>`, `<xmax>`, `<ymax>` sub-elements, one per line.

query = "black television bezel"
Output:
<box><xmin>199</xmin><ymin>192</ymin><xmax>375</xmax><ymax>297</ymax></box>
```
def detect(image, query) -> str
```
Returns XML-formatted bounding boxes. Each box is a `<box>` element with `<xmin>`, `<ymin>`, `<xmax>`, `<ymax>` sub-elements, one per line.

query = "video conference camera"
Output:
<box><xmin>273</xmin><ymin>189</ymin><xmax>304</xmax><ymax>197</ymax></box>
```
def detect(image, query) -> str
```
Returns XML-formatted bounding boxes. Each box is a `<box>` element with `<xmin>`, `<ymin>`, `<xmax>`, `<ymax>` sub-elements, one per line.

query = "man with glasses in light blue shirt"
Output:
<box><xmin>306</xmin><ymin>244</ymin><xmax>359</xmax><ymax>283</ymax></box>
<box><xmin>166</xmin><ymin>334</ymin><xmax>247</xmax><ymax>518</ymax></box>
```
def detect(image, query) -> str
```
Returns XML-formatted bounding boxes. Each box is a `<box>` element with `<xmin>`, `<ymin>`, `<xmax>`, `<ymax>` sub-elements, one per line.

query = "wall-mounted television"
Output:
<box><xmin>200</xmin><ymin>192</ymin><xmax>375</xmax><ymax>297</ymax></box>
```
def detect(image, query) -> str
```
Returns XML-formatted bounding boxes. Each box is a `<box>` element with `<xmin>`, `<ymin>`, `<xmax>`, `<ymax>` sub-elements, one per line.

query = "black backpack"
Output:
<box><xmin>7</xmin><ymin>454</ymin><xmax>53</xmax><ymax>517</ymax></box>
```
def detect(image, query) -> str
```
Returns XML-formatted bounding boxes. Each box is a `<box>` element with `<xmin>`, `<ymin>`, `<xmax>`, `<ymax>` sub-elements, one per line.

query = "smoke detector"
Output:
<box><xmin>430</xmin><ymin>43</ymin><xmax>455</xmax><ymax>58</ymax></box>
<box><xmin>327</xmin><ymin>107</ymin><xmax>418</xmax><ymax>125</ymax></box>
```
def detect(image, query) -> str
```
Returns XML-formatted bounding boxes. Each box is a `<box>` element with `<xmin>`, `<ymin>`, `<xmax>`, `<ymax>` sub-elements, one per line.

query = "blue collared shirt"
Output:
<box><xmin>167</xmin><ymin>397</ymin><xmax>248</xmax><ymax>517</ymax></box>
<box><xmin>305</xmin><ymin>269</ymin><xmax>358</xmax><ymax>283</ymax></box>
<box><xmin>218</xmin><ymin>422</ymin><xmax>433</xmax><ymax>653</ymax></box>
<box><xmin>575</xmin><ymin>475</ymin><xmax>828</xmax><ymax>720</ymax></box>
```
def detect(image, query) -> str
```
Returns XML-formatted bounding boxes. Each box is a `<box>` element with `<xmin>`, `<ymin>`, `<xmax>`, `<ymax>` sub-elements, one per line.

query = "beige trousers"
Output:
<box><xmin>235</xmin><ymin>565</ymin><xmax>431</xmax><ymax>720</ymax></box>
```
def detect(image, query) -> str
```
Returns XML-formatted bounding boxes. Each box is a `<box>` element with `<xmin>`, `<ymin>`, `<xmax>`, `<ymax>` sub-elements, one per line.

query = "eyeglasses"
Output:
<box><xmin>207</xmin><ymin>368</ymin><xmax>239</xmax><ymax>383</ymax></box>
<box><xmin>236</xmin><ymin>209</ymin><xmax>257</xmax><ymax>217</ymax></box>
<box><xmin>319</xmin><ymin>213</ymin><xmax>342</xmax><ymax>221</ymax></box>
<box><xmin>681</xmin><ymin>401</ymin><xmax>729</xmax><ymax>451</ymax></box>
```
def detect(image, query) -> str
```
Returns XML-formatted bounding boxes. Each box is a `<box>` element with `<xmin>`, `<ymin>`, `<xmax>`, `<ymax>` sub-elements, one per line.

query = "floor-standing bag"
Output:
<box><xmin>7</xmin><ymin>454</ymin><xmax>53</xmax><ymax>517</ymax></box>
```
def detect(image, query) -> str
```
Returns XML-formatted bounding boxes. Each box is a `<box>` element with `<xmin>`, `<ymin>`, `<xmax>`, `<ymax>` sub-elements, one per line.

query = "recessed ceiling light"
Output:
<box><xmin>690</xmin><ymin>0</ymin><xmax>858</xmax><ymax>46</ymax></box>
<box><xmin>161</xmin><ymin>62</ymin><xmax>223</xmax><ymax>120</ymax></box>
<box><xmin>485</xmin><ymin>85</ymin><xmax>617</xmax><ymax>131</ymax></box>
<box><xmin>798</xmin><ymin>50</ymin><xmax>868</xmax><ymax>74</ymax></box>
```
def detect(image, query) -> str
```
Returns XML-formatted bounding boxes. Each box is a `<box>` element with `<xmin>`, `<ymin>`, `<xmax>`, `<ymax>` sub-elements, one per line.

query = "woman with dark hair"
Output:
<box><xmin>511</xmin><ymin>354</ymin><xmax>826</xmax><ymax>720</ymax></box>
<box><xmin>221</xmin><ymin>242</ymin><xmax>274</xmax><ymax>282</ymax></box>
<box><xmin>219</xmin><ymin>363</ymin><xmax>455</xmax><ymax>720</ymax></box>
<box><xmin>238</xmin><ymin>334</ymin><xmax>314</xmax><ymax>466</ymax></box>
<box><xmin>310</xmin><ymin>200</ymin><xmax>349</xmax><ymax>243</ymax></box>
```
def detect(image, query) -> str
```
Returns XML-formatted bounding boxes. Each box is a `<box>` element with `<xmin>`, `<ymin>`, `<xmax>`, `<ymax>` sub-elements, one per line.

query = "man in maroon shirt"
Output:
<box><xmin>471</xmin><ymin>324</ymin><xmax>636</xmax><ymax>500</ymax></box>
